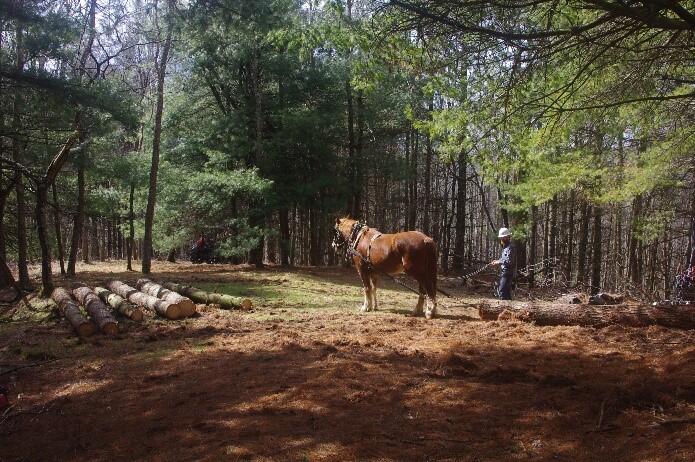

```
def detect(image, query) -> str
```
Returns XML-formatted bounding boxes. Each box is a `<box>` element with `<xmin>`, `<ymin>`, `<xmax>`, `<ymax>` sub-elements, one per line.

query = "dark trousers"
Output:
<box><xmin>498</xmin><ymin>275</ymin><xmax>513</xmax><ymax>300</ymax></box>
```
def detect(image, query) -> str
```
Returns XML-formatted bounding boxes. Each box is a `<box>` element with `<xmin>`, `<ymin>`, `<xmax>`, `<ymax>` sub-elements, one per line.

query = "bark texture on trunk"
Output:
<box><xmin>51</xmin><ymin>287</ymin><xmax>95</xmax><ymax>337</ymax></box>
<box><xmin>142</xmin><ymin>2</ymin><xmax>174</xmax><ymax>274</ymax></box>
<box><xmin>106</xmin><ymin>280</ymin><xmax>180</xmax><ymax>319</ymax></box>
<box><xmin>162</xmin><ymin>281</ymin><xmax>252</xmax><ymax>310</ymax></box>
<box><xmin>137</xmin><ymin>278</ymin><xmax>195</xmax><ymax>317</ymax></box>
<box><xmin>72</xmin><ymin>285</ymin><xmax>118</xmax><ymax>335</ymax></box>
<box><xmin>94</xmin><ymin>286</ymin><xmax>143</xmax><ymax>321</ymax></box>
<box><xmin>67</xmin><ymin>164</ymin><xmax>85</xmax><ymax>276</ymax></box>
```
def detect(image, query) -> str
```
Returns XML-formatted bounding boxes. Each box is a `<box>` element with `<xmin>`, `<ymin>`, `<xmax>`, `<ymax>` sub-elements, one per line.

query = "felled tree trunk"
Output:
<box><xmin>136</xmin><ymin>278</ymin><xmax>195</xmax><ymax>317</ymax></box>
<box><xmin>51</xmin><ymin>287</ymin><xmax>95</xmax><ymax>337</ymax></box>
<box><xmin>162</xmin><ymin>281</ymin><xmax>252</xmax><ymax>310</ymax></box>
<box><xmin>94</xmin><ymin>286</ymin><xmax>143</xmax><ymax>321</ymax></box>
<box><xmin>479</xmin><ymin>301</ymin><xmax>695</xmax><ymax>329</ymax></box>
<box><xmin>106</xmin><ymin>280</ymin><xmax>180</xmax><ymax>319</ymax></box>
<box><xmin>72</xmin><ymin>285</ymin><xmax>118</xmax><ymax>335</ymax></box>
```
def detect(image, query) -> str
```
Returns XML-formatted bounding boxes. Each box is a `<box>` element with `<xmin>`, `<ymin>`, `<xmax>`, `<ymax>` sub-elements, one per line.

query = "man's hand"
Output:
<box><xmin>490</xmin><ymin>259</ymin><xmax>500</xmax><ymax>266</ymax></box>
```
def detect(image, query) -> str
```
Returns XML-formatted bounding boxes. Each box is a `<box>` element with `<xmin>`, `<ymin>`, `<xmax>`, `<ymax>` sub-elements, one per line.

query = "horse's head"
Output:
<box><xmin>332</xmin><ymin>217</ymin><xmax>357</xmax><ymax>251</ymax></box>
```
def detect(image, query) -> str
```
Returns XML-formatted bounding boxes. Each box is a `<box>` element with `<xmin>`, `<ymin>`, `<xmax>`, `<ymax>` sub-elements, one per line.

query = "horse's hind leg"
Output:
<box><xmin>413</xmin><ymin>282</ymin><xmax>425</xmax><ymax>316</ymax></box>
<box><xmin>424</xmin><ymin>281</ymin><xmax>437</xmax><ymax>320</ymax></box>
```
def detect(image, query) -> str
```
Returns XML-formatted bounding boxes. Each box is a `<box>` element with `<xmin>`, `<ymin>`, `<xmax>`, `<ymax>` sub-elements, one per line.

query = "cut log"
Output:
<box><xmin>162</xmin><ymin>282</ymin><xmax>208</xmax><ymax>304</ymax></box>
<box><xmin>94</xmin><ymin>286</ymin><xmax>143</xmax><ymax>321</ymax></box>
<box><xmin>162</xmin><ymin>281</ymin><xmax>252</xmax><ymax>310</ymax></box>
<box><xmin>136</xmin><ymin>279</ymin><xmax>196</xmax><ymax>317</ymax></box>
<box><xmin>588</xmin><ymin>292</ymin><xmax>624</xmax><ymax>305</ymax></box>
<box><xmin>208</xmin><ymin>292</ymin><xmax>253</xmax><ymax>310</ymax></box>
<box><xmin>106</xmin><ymin>280</ymin><xmax>180</xmax><ymax>320</ymax></box>
<box><xmin>51</xmin><ymin>288</ymin><xmax>95</xmax><ymax>337</ymax></box>
<box><xmin>72</xmin><ymin>285</ymin><xmax>119</xmax><ymax>335</ymax></box>
<box><xmin>556</xmin><ymin>293</ymin><xmax>585</xmax><ymax>304</ymax></box>
<box><xmin>478</xmin><ymin>301</ymin><xmax>695</xmax><ymax>329</ymax></box>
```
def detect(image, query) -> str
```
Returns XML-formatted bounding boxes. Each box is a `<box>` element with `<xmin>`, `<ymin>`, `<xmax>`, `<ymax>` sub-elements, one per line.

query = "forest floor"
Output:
<box><xmin>0</xmin><ymin>262</ymin><xmax>693</xmax><ymax>462</ymax></box>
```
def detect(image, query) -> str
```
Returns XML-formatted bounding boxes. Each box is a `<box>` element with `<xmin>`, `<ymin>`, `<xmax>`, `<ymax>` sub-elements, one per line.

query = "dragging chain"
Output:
<box><xmin>346</xmin><ymin>247</ymin><xmax>452</xmax><ymax>298</ymax></box>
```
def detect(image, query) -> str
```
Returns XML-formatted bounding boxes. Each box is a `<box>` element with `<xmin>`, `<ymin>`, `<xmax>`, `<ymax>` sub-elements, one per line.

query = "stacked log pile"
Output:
<box><xmin>94</xmin><ymin>286</ymin><xmax>143</xmax><ymax>321</ymax></box>
<box><xmin>107</xmin><ymin>280</ymin><xmax>181</xmax><ymax>319</ymax></box>
<box><xmin>162</xmin><ymin>281</ymin><xmax>252</xmax><ymax>310</ymax></box>
<box><xmin>51</xmin><ymin>288</ymin><xmax>96</xmax><ymax>337</ymax></box>
<box><xmin>479</xmin><ymin>301</ymin><xmax>695</xmax><ymax>329</ymax></box>
<box><xmin>72</xmin><ymin>285</ymin><xmax>119</xmax><ymax>335</ymax></box>
<box><xmin>137</xmin><ymin>279</ymin><xmax>196</xmax><ymax>317</ymax></box>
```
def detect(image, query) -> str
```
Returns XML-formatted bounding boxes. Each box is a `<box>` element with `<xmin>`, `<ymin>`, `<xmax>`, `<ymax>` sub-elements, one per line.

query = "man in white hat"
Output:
<box><xmin>490</xmin><ymin>227</ymin><xmax>514</xmax><ymax>300</ymax></box>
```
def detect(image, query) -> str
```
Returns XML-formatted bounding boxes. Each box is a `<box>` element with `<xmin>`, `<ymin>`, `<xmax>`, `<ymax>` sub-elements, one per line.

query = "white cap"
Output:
<box><xmin>498</xmin><ymin>227</ymin><xmax>512</xmax><ymax>238</ymax></box>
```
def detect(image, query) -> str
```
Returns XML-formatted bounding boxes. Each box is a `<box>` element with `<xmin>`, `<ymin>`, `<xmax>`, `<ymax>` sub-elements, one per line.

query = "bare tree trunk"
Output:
<box><xmin>13</xmin><ymin>23</ymin><xmax>30</xmax><ymax>290</ymax></box>
<box><xmin>279</xmin><ymin>208</ymin><xmax>290</xmax><ymax>266</ymax></box>
<box><xmin>81</xmin><ymin>215</ymin><xmax>89</xmax><ymax>263</ymax></box>
<box><xmin>422</xmin><ymin>101</ymin><xmax>433</xmax><ymax>235</ymax></box>
<box><xmin>577</xmin><ymin>200</ymin><xmax>591</xmax><ymax>285</ymax></box>
<box><xmin>127</xmin><ymin>183</ymin><xmax>134</xmax><ymax>270</ymax></box>
<box><xmin>452</xmin><ymin>150</ymin><xmax>467</xmax><ymax>270</ymax></box>
<box><xmin>142</xmin><ymin>1</ymin><xmax>174</xmax><ymax>274</ymax></box>
<box><xmin>52</xmin><ymin>182</ymin><xmax>66</xmax><ymax>274</ymax></box>
<box><xmin>408</xmin><ymin>130</ymin><xmax>418</xmax><ymax>229</ymax></box>
<box><xmin>590</xmin><ymin>206</ymin><xmax>602</xmax><ymax>295</ymax></box>
<box><xmin>565</xmin><ymin>190</ymin><xmax>575</xmax><ymax>283</ymax></box>
<box><xmin>628</xmin><ymin>194</ymin><xmax>643</xmax><ymax>285</ymax></box>
<box><xmin>529</xmin><ymin>205</ymin><xmax>538</xmax><ymax>287</ymax></box>
<box><xmin>66</xmin><ymin>164</ymin><xmax>85</xmax><ymax>276</ymax></box>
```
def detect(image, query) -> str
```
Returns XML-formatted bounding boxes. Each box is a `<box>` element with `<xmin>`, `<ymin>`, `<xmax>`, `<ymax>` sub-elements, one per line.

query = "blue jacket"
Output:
<box><xmin>499</xmin><ymin>243</ymin><xmax>514</xmax><ymax>277</ymax></box>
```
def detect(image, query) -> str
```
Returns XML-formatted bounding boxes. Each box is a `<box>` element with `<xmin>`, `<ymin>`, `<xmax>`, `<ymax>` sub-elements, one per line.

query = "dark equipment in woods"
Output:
<box><xmin>190</xmin><ymin>237</ymin><xmax>217</xmax><ymax>264</ymax></box>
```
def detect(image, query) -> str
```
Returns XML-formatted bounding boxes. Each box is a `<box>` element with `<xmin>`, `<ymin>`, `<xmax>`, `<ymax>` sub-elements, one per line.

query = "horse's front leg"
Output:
<box><xmin>370</xmin><ymin>274</ymin><xmax>378</xmax><ymax>311</ymax></box>
<box><xmin>357</xmin><ymin>265</ymin><xmax>373</xmax><ymax>312</ymax></box>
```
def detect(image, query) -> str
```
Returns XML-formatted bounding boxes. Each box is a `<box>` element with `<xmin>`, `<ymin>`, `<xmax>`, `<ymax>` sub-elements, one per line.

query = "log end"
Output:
<box><xmin>180</xmin><ymin>300</ymin><xmax>196</xmax><ymax>317</ymax></box>
<box><xmin>240</xmin><ymin>298</ymin><xmax>253</xmax><ymax>310</ymax></box>
<box><xmin>101</xmin><ymin>322</ymin><xmax>119</xmax><ymax>336</ymax></box>
<box><xmin>130</xmin><ymin>309</ymin><xmax>144</xmax><ymax>322</ymax></box>
<box><xmin>166</xmin><ymin>304</ymin><xmax>182</xmax><ymax>320</ymax></box>
<box><xmin>77</xmin><ymin>322</ymin><xmax>97</xmax><ymax>337</ymax></box>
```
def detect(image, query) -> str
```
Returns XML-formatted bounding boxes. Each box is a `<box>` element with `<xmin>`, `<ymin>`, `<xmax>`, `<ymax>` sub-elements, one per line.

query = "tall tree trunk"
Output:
<box><xmin>408</xmin><ymin>130</ymin><xmax>418</xmax><ymax>229</ymax></box>
<box><xmin>565</xmin><ymin>190</ymin><xmax>575</xmax><ymax>283</ymax></box>
<box><xmin>590</xmin><ymin>206</ymin><xmax>602</xmax><ymax>295</ymax></box>
<box><xmin>422</xmin><ymin>101</ymin><xmax>433</xmax><ymax>235</ymax></box>
<box><xmin>452</xmin><ymin>150</ymin><xmax>467</xmax><ymax>270</ymax></box>
<box><xmin>81</xmin><ymin>215</ymin><xmax>89</xmax><ymax>263</ymax></box>
<box><xmin>13</xmin><ymin>22</ymin><xmax>31</xmax><ymax>290</ymax></box>
<box><xmin>37</xmin><ymin>133</ymin><xmax>80</xmax><ymax>295</ymax></box>
<box><xmin>127</xmin><ymin>183</ymin><xmax>134</xmax><ymax>270</ymax></box>
<box><xmin>279</xmin><ymin>208</ymin><xmax>290</xmax><ymax>266</ymax></box>
<box><xmin>142</xmin><ymin>2</ymin><xmax>174</xmax><ymax>274</ymax></box>
<box><xmin>309</xmin><ymin>207</ymin><xmax>320</xmax><ymax>266</ymax></box>
<box><xmin>549</xmin><ymin>195</ymin><xmax>558</xmax><ymax>279</ymax></box>
<box><xmin>66</xmin><ymin>164</ymin><xmax>85</xmax><ymax>276</ymax></box>
<box><xmin>628</xmin><ymin>194</ymin><xmax>643</xmax><ymax>285</ymax></box>
<box><xmin>577</xmin><ymin>200</ymin><xmax>591</xmax><ymax>285</ymax></box>
<box><xmin>529</xmin><ymin>205</ymin><xmax>538</xmax><ymax>287</ymax></box>
<box><xmin>52</xmin><ymin>182</ymin><xmax>66</xmax><ymax>273</ymax></box>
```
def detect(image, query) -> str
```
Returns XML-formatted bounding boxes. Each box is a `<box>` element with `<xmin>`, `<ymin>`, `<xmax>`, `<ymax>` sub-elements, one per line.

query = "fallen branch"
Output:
<box><xmin>0</xmin><ymin>358</ymin><xmax>58</xmax><ymax>377</ymax></box>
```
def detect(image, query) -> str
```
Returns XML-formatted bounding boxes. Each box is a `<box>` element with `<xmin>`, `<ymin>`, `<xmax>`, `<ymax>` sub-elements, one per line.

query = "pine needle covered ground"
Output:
<box><xmin>0</xmin><ymin>262</ymin><xmax>693</xmax><ymax>461</ymax></box>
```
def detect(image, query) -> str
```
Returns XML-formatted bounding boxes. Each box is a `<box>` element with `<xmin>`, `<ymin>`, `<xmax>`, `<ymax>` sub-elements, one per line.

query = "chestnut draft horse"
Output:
<box><xmin>332</xmin><ymin>218</ymin><xmax>438</xmax><ymax>319</ymax></box>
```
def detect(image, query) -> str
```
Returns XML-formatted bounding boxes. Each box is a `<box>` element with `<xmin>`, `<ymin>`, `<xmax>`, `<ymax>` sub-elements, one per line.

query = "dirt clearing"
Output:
<box><xmin>1</xmin><ymin>262</ymin><xmax>693</xmax><ymax>461</ymax></box>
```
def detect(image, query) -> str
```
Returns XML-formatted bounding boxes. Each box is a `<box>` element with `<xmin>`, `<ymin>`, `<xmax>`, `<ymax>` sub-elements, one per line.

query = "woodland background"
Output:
<box><xmin>1</xmin><ymin>0</ymin><xmax>694</xmax><ymax>298</ymax></box>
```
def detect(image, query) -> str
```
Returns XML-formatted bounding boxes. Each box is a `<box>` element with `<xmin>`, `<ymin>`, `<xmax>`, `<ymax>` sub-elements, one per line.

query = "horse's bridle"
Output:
<box><xmin>332</xmin><ymin>221</ymin><xmax>368</xmax><ymax>261</ymax></box>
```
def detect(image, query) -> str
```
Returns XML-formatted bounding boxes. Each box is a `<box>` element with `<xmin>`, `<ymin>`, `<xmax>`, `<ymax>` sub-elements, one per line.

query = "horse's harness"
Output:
<box><xmin>333</xmin><ymin>221</ymin><xmax>382</xmax><ymax>266</ymax></box>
